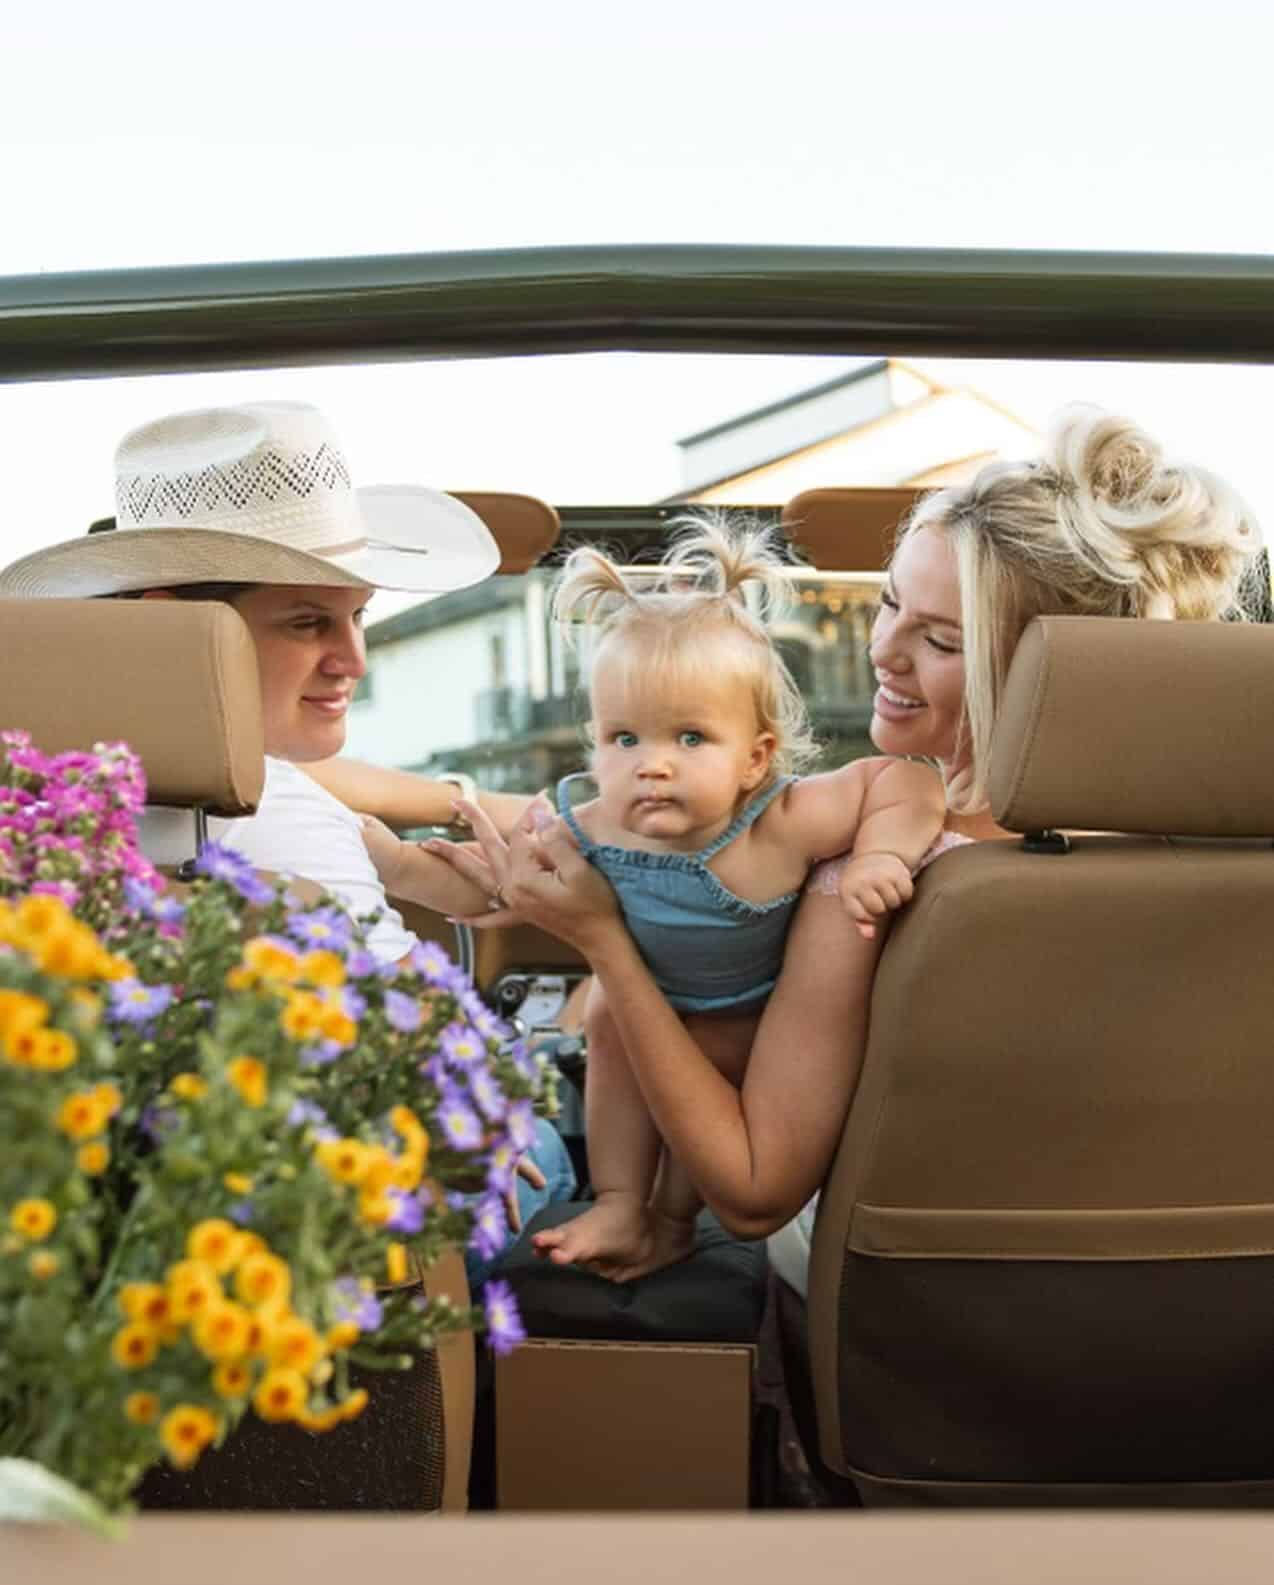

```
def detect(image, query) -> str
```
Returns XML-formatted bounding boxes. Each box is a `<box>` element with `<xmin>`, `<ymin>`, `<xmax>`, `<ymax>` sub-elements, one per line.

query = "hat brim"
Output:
<box><xmin>0</xmin><ymin>485</ymin><xmax>500</xmax><ymax>599</ymax></box>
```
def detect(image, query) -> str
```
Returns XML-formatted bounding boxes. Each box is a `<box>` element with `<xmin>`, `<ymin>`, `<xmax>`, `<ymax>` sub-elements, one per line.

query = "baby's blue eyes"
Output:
<box><xmin>679</xmin><ymin>731</ymin><xmax>705</xmax><ymax>747</ymax></box>
<box><xmin>610</xmin><ymin>730</ymin><xmax>705</xmax><ymax>748</ymax></box>
<box><xmin>615</xmin><ymin>732</ymin><xmax>639</xmax><ymax>748</ymax></box>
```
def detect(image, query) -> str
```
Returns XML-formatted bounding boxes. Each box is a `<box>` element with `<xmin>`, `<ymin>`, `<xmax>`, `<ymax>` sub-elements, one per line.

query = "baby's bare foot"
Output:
<box><xmin>532</xmin><ymin>1192</ymin><xmax>655</xmax><ymax>1274</ymax></box>
<box><xmin>597</xmin><ymin>1210</ymin><xmax>696</xmax><ymax>1284</ymax></box>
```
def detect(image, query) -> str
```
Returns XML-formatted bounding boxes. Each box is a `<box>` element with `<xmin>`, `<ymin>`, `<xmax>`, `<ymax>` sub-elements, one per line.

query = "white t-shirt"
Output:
<box><xmin>138</xmin><ymin>757</ymin><xmax>417</xmax><ymax>964</ymax></box>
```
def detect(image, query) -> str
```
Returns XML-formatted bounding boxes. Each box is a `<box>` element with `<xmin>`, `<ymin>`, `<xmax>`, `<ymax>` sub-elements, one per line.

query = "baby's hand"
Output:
<box><xmin>838</xmin><ymin>852</ymin><xmax>914</xmax><ymax>940</ymax></box>
<box><xmin>360</xmin><ymin>813</ymin><xmax>406</xmax><ymax>889</ymax></box>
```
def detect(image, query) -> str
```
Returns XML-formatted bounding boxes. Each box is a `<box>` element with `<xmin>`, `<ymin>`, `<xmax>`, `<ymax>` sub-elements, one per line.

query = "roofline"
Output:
<box><xmin>7</xmin><ymin>244</ymin><xmax>1274</xmax><ymax>380</ymax></box>
<box><xmin>676</xmin><ymin>358</ymin><xmax>891</xmax><ymax>446</ymax></box>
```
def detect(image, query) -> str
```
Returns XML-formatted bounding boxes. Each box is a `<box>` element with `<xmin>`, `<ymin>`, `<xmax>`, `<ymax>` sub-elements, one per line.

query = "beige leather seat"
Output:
<box><xmin>0</xmin><ymin>597</ymin><xmax>473</xmax><ymax>1510</ymax></box>
<box><xmin>803</xmin><ymin>615</ymin><xmax>1274</xmax><ymax>1506</ymax></box>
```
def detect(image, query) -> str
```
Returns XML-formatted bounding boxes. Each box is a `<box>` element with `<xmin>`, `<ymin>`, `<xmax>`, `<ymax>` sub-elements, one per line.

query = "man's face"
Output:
<box><xmin>229</xmin><ymin>585</ymin><xmax>370</xmax><ymax>762</ymax></box>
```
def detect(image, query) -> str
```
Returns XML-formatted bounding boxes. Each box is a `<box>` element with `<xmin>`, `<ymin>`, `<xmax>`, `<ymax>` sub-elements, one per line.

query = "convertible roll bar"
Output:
<box><xmin>4</xmin><ymin>245</ymin><xmax>1274</xmax><ymax>382</ymax></box>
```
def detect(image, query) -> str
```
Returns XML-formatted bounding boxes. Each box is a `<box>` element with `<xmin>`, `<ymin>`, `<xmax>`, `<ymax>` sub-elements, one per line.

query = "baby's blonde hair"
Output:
<box><xmin>901</xmin><ymin>405</ymin><xmax>1261</xmax><ymax>809</ymax></box>
<box><xmin>553</xmin><ymin>512</ymin><xmax>818</xmax><ymax>776</ymax></box>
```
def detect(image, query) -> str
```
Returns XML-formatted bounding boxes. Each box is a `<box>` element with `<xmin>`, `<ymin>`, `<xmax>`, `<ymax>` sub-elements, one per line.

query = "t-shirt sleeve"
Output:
<box><xmin>220</xmin><ymin>761</ymin><xmax>417</xmax><ymax>965</ymax></box>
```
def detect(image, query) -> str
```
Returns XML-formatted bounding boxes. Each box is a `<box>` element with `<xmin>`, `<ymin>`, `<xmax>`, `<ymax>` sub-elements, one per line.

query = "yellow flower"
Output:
<box><xmin>253</xmin><ymin>1367</ymin><xmax>309</xmax><ymax>1423</ymax></box>
<box><xmin>170</xmin><ymin>1072</ymin><xmax>208</xmax><ymax>1101</ymax></box>
<box><xmin>280</xmin><ymin>990</ymin><xmax>325</xmax><ymax>1042</ymax></box>
<box><xmin>111</xmin><ymin>1323</ymin><xmax>160</xmax><ymax>1370</ymax></box>
<box><xmin>391</xmin><ymin>1153</ymin><xmax>424</xmax><ymax>1192</ymax></box>
<box><xmin>15</xmin><ymin>894</ymin><xmax>71</xmax><ymax>940</ymax></box>
<box><xmin>93</xmin><ymin>1082</ymin><xmax>123</xmax><ymax>1118</ymax></box>
<box><xmin>339</xmin><ymin>1388</ymin><xmax>370</xmax><ymax>1422</ymax></box>
<box><xmin>99</xmin><ymin>953</ymin><xmax>136</xmax><ymax>983</ymax></box>
<box><xmin>211</xmin><ymin>1359</ymin><xmax>253</xmax><ymax>1400</ymax></box>
<box><xmin>124</xmin><ymin>1391</ymin><xmax>160</xmax><ymax>1426</ymax></box>
<box><xmin>119</xmin><ymin>1282</ymin><xmax>172</xmax><ymax>1329</ymax></box>
<box><xmin>224</xmin><ymin>966</ymin><xmax>257</xmax><ymax>992</ymax></box>
<box><xmin>299</xmin><ymin>949</ymin><xmax>345</xmax><ymax>988</ymax></box>
<box><xmin>29</xmin><ymin>1028</ymin><xmax>77</xmax><ymax>1072</ymax></box>
<box><xmin>226</xmin><ymin>1056</ymin><xmax>267</xmax><ymax>1108</ymax></box>
<box><xmin>317</xmin><ymin>1005</ymin><xmax>357</xmax><ymax>1047</ymax></box>
<box><xmin>268</xmin><ymin>1316</ymin><xmax>324</xmax><ymax>1375</ymax></box>
<box><xmin>193</xmin><ymin>1300</ymin><xmax>254</xmax><ymax>1361</ymax></box>
<box><xmin>76</xmin><ymin>1141</ymin><xmax>110</xmax><ymax>1176</ymax></box>
<box><xmin>234</xmin><ymin>1252</ymin><xmax>291</xmax><ymax>1309</ymax></box>
<box><xmin>54</xmin><ymin>1091</ymin><xmax>106</xmax><ymax>1141</ymax></box>
<box><xmin>295</xmin><ymin>1404</ymin><xmax>343</xmax><ymax>1434</ymax></box>
<box><xmin>28</xmin><ymin>1250</ymin><xmax>60</xmax><ymax>1280</ymax></box>
<box><xmin>159</xmin><ymin>1404</ymin><xmax>219</xmax><ymax>1469</ymax></box>
<box><xmin>386</xmin><ymin>1242</ymin><xmax>408</xmax><ymax>1285</ymax></box>
<box><xmin>166</xmin><ymin>1259</ymin><xmax>222</xmax><ymax>1322</ymax></box>
<box><xmin>358</xmin><ymin>1192</ymin><xmax>393</xmax><ymax>1227</ymax></box>
<box><xmin>0</xmin><ymin>990</ymin><xmax>49</xmax><ymax>1043</ymax></box>
<box><xmin>242</xmin><ymin>937</ymin><xmax>300</xmax><ymax>983</ymax></box>
<box><xmin>10</xmin><ymin>1199</ymin><xmax>57</xmax><ymax>1242</ymax></box>
<box><xmin>325</xmin><ymin>1320</ymin><xmax>360</xmax><ymax>1351</ymax></box>
<box><xmin>223</xmin><ymin>1172</ymin><xmax>254</xmax><ymax>1195</ymax></box>
<box><xmin>316</xmin><ymin>1138</ymin><xmax>369</xmax><ymax>1187</ymax></box>
<box><xmin>186</xmin><ymin>1218</ymin><xmax>242</xmax><ymax>1274</ymax></box>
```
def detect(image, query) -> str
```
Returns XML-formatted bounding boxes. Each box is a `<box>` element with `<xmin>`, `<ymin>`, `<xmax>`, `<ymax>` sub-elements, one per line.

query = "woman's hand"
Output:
<box><xmin>428</xmin><ymin>795</ymin><xmax>622</xmax><ymax>953</ymax></box>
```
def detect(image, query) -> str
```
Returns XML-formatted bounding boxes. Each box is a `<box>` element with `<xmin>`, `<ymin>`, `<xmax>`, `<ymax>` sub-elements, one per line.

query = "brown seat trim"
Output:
<box><xmin>850</xmin><ymin>1202</ymin><xmax>1274</xmax><ymax>1262</ymax></box>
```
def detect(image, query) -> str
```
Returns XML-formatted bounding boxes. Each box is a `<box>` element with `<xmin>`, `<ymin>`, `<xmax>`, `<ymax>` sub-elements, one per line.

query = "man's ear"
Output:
<box><xmin>138</xmin><ymin>589</ymin><xmax>177</xmax><ymax>601</ymax></box>
<box><xmin>743</xmin><ymin>731</ymin><xmax>778</xmax><ymax>790</ymax></box>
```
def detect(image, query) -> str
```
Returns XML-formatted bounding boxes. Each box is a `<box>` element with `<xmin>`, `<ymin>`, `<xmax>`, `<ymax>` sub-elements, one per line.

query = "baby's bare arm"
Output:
<box><xmin>772</xmin><ymin>756</ymin><xmax>946</xmax><ymax>868</ymax></box>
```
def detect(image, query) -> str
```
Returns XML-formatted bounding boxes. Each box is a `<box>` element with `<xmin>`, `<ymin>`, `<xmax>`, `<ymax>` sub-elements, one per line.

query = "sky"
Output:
<box><xmin>4</xmin><ymin>0</ymin><xmax>1274</xmax><ymax>620</ymax></box>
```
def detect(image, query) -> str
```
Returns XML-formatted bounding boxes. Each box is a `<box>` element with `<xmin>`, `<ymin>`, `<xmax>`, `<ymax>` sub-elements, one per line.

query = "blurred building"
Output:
<box><xmin>343</xmin><ymin>361</ymin><xmax>1035</xmax><ymax>792</ymax></box>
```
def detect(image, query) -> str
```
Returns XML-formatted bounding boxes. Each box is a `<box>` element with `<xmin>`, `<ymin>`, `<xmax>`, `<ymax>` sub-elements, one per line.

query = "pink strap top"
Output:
<box><xmin>807</xmin><ymin>828</ymin><xmax>975</xmax><ymax>897</ymax></box>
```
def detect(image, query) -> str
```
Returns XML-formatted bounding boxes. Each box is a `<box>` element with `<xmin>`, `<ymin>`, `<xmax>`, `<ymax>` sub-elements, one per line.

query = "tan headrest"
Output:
<box><xmin>780</xmin><ymin>487</ymin><xmax>922</xmax><ymax>571</ymax></box>
<box><xmin>441</xmin><ymin>492</ymin><xmax>560</xmax><ymax>574</ymax></box>
<box><xmin>0</xmin><ymin>600</ymin><xmax>264</xmax><ymax>815</ymax></box>
<box><xmin>990</xmin><ymin>616</ymin><xmax>1274</xmax><ymax>836</ymax></box>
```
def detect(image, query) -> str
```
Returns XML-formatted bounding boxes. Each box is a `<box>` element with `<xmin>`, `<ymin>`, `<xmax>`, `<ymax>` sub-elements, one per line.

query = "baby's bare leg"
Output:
<box><xmin>532</xmin><ymin>983</ymin><xmax>662</xmax><ymax>1274</ymax></box>
<box><xmin>612</xmin><ymin>1009</ymin><xmax>760</xmax><ymax>1282</ymax></box>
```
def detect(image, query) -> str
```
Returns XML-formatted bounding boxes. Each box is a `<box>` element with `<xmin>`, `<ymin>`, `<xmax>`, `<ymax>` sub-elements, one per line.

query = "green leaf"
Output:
<box><xmin>0</xmin><ymin>1458</ymin><xmax>127</xmax><ymax>1538</ymax></box>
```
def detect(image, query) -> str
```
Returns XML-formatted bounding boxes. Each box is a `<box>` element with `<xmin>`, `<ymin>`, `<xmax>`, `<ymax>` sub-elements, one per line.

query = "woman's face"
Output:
<box><xmin>230</xmin><ymin>585</ymin><xmax>370</xmax><ymax>762</ymax></box>
<box><xmin>868</xmin><ymin>524</ymin><xmax>967</xmax><ymax>771</ymax></box>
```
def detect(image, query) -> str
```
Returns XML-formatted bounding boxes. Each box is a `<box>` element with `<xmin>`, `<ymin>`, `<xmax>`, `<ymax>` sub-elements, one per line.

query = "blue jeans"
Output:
<box><xmin>464</xmin><ymin>1117</ymin><xmax>577</xmax><ymax>1290</ymax></box>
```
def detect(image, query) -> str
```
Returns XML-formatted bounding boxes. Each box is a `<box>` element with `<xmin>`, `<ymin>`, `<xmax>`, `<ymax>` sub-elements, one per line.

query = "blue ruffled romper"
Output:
<box><xmin>556</xmin><ymin>773</ymin><xmax>801</xmax><ymax>1014</ymax></box>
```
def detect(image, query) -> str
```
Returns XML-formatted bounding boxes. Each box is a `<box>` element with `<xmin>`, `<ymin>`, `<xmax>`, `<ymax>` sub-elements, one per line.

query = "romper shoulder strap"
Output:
<box><xmin>699</xmin><ymin>774</ymin><xmax>796</xmax><ymax>860</ymax></box>
<box><xmin>554</xmin><ymin>773</ymin><xmax>595</xmax><ymax>850</ymax></box>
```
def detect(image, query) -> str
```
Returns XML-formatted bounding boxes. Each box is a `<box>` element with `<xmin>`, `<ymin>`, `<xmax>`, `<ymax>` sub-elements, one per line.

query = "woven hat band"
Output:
<box><xmin>118</xmin><ymin>438</ymin><xmax>354</xmax><ymax>523</ymax></box>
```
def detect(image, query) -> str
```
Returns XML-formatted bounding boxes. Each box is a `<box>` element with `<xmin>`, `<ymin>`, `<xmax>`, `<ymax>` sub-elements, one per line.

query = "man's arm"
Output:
<box><xmin>303</xmin><ymin>757</ymin><xmax>532</xmax><ymax>837</ymax></box>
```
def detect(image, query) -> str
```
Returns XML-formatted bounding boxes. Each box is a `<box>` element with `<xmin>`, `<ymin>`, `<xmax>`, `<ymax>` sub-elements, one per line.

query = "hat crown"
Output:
<box><xmin>114</xmin><ymin>401</ymin><xmax>356</xmax><ymax>538</ymax></box>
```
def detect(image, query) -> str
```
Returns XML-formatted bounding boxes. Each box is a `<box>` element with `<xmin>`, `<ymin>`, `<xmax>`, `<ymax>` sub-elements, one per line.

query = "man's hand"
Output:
<box><xmin>837</xmin><ymin>851</ymin><xmax>914</xmax><ymax>940</ymax></box>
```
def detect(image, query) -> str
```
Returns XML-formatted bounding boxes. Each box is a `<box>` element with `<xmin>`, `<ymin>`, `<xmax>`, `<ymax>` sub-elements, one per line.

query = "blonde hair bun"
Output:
<box><xmin>1046</xmin><ymin>406</ymin><xmax>1260</xmax><ymax>620</ymax></box>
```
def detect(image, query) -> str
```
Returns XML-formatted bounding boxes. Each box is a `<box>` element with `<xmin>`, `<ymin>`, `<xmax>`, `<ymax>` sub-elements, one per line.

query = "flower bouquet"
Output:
<box><xmin>0</xmin><ymin>731</ymin><xmax>534</xmax><ymax>1527</ymax></box>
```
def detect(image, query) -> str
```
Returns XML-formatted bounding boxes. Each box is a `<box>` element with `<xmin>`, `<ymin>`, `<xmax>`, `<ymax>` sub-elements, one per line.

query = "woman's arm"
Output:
<box><xmin>302</xmin><ymin>757</ymin><xmax>532</xmax><ymax>836</ymax></box>
<box><xmin>473</xmin><ymin>808</ymin><xmax>884</xmax><ymax>1238</ymax></box>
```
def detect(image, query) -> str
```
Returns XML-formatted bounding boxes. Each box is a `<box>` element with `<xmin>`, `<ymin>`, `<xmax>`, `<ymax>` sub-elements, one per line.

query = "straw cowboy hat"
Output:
<box><xmin>0</xmin><ymin>400</ymin><xmax>500</xmax><ymax>598</ymax></box>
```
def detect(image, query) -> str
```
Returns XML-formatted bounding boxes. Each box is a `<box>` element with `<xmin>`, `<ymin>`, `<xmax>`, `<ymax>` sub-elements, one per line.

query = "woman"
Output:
<box><xmin>428</xmin><ymin>406</ymin><xmax>1261</xmax><ymax>1277</ymax></box>
<box><xmin>0</xmin><ymin>397</ymin><xmax>577</xmax><ymax>1274</ymax></box>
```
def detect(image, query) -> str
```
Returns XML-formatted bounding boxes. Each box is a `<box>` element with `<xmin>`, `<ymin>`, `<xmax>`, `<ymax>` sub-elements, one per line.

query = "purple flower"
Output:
<box><xmin>332</xmin><ymin>1277</ymin><xmax>384</xmax><ymax>1332</ymax></box>
<box><xmin>196</xmin><ymin>842</ymin><xmax>275</xmax><ymax>904</ymax></box>
<box><xmin>345</xmin><ymin>948</ymin><xmax>378</xmax><ymax>979</ymax></box>
<box><xmin>386</xmin><ymin>1189</ymin><xmax>427</xmax><ymax>1235</ymax></box>
<box><xmin>469</xmin><ymin>1067</ymin><xmax>508</xmax><ymax>1124</ymax></box>
<box><xmin>506</xmin><ymin>1099</ymin><xmax>538</xmax><ymax>1155</ymax></box>
<box><xmin>438</xmin><ymin>1096</ymin><xmax>484</xmax><ymax>1152</ymax></box>
<box><xmin>440</xmin><ymin>1021</ymin><xmax>484</xmax><ymax>1069</ymax></box>
<box><xmin>469</xmin><ymin>1003</ymin><xmax>509</xmax><ymax>1042</ymax></box>
<box><xmin>410</xmin><ymin>941</ymin><xmax>455</xmax><ymax>985</ymax></box>
<box><xmin>384</xmin><ymin>989</ymin><xmax>422</xmax><ymax>1034</ymax></box>
<box><xmin>483</xmin><ymin>1280</ymin><xmax>526</xmax><ymax>1356</ymax></box>
<box><xmin>139</xmin><ymin>1103</ymin><xmax>179</xmax><ymax>1143</ymax></box>
<box><xmin>287</xmin><ymin>907</ymin><xmax>354</xmax><ymax>952</ymax></box>
<box><xmin>228</xmin><ymin>1199</ymin><xmax>255</xmax><ymax>1226</ymax></box>
<box><xmin>299</xmin><ymin>1039</ymin><xmax>345</xmax><ymax>1068</ymax></box>
<box><xmin>339</xmin><ymin>985</ymin><xmax>367</xmax><ymax>1021</ymax></box>
<box><xmin>108</xmin><ymin>979</ymin><xmax>175</xmax><ymax>1029</ymax></box>
<box><xmin>287</xmin><ymin>1098</ymin><xmax>338</xmax><ymax>1141</ymax></box>
<box><xmin>485</xmin><ymin>1140</ymin><xmax>517</xmax><ymax>1197</ymax></box>
<box><xmin>470</xmin><ymin>1194</ymin><xmax>508</xmax><ymax>1262</ymax></box>
<box><xmin>507</xmin><ymin>1039</ymin><xmax>538</xmax><ymax>1083</ymax></box>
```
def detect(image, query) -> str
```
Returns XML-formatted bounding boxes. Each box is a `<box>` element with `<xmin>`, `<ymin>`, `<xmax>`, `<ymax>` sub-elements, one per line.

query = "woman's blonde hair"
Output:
<box><xmin>901</xmin><ymin>406</ymin><xmax>1261</xmax><ymax>810</ymax></box>
<box><xmin>552</xmin><ymin>512</ymin><xmax>818</xmax><ymax>776</ymax></box>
